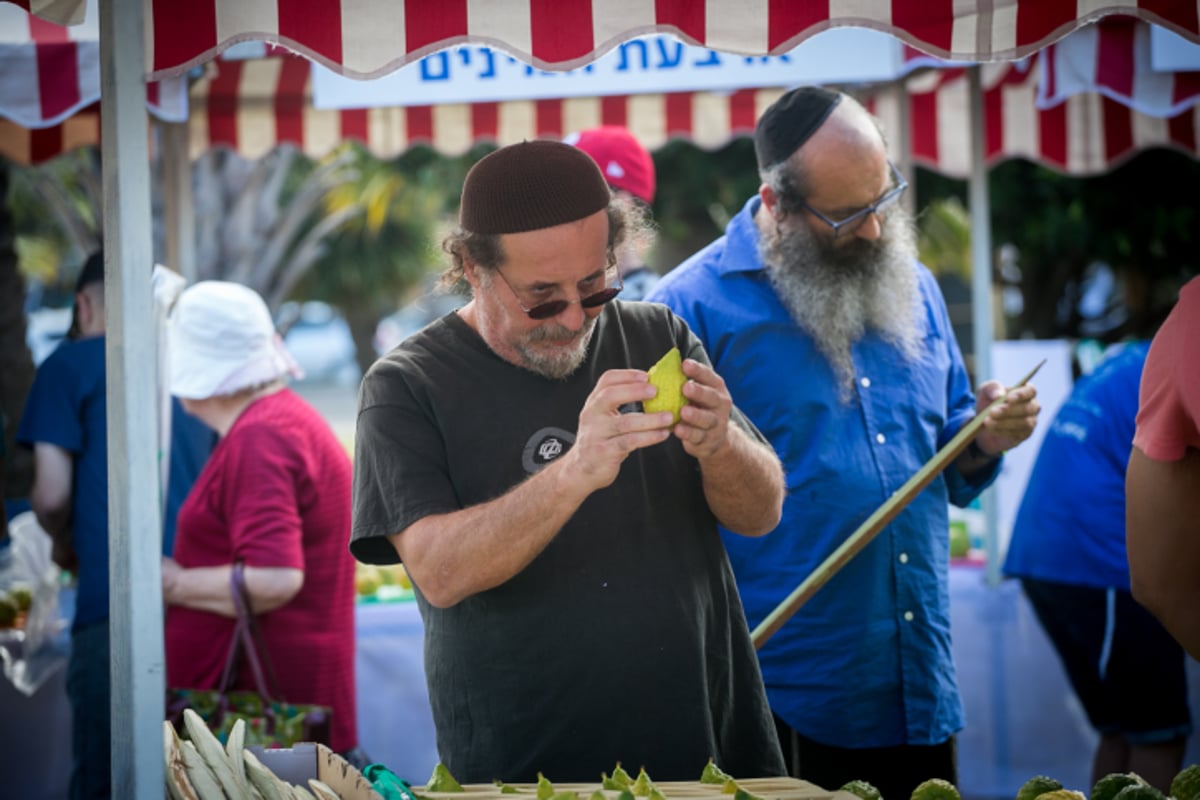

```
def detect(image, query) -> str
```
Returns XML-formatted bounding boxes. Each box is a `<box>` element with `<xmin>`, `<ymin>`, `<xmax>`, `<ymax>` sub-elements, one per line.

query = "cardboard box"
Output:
<box><xmin>252</xmin><ymin>742</ymin><xmax>385</xmax><ymax>800</ymax></box>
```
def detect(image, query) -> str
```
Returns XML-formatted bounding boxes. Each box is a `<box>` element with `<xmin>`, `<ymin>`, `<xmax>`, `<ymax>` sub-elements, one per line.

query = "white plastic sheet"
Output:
<box><xmin>0</xmin><ymin>512</ymin><xmax>70</xmax><ymax>696</ymax></box>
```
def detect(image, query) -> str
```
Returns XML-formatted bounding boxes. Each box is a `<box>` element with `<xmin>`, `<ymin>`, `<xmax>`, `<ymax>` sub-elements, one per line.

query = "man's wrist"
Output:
<box><xmin>967</xmin><ymin>440</ymin><xmax>1001</xmax><ymax>461</ymax></box>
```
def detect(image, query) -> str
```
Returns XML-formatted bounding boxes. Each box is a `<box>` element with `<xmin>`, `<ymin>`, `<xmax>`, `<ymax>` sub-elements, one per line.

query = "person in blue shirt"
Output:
<box><xmin>646</xmin><ymin>86</ymin><xmax>1041</xmax><ymax>800</ymax></box>
<box><xmin>15</xmin><ymin>250</ymin><xmax>212</xmax><ymax>799</ymax></box>
<box><xmin>1004</xmin><ymin>341</ymin><xmax>1191</xmax><ymax>793</ymax></box>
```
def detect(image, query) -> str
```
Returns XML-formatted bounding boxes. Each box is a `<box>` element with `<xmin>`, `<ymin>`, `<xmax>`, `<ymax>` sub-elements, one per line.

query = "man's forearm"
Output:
<box><xmin>391</xmin><ymin>456</ymin><xmax>595</xmax><ymax>608</ymax></box>
<box><xmin>699</xmin><ymin>426</ymin><xmax>784</xmax><ymax>537</ymax></box>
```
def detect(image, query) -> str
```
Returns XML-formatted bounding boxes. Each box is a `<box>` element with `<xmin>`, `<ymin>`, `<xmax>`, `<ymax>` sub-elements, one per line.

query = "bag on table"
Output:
<box><xmin>166</xmin><ymin>561</ymin><xmax>332</xmax><ymax>747</ymax></box>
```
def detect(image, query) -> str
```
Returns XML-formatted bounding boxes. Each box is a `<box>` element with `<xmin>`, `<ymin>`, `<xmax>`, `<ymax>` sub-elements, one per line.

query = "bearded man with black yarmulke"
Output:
<box><xmin>350</xmin><ymin>140</ymin><xmax>787</xmax><ymax>783</ymax></box>
<box><xmin>648</xmin><ymin>87</ymin><xmax>1042</xmax><ymax>800</ymax></box>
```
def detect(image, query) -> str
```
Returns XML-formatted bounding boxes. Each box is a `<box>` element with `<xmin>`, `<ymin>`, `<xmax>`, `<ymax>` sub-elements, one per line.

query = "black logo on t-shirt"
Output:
<box><xmin>522</xmin><ymin>427</ymin><xmax>576</xmax><ymax>473</ymax></box>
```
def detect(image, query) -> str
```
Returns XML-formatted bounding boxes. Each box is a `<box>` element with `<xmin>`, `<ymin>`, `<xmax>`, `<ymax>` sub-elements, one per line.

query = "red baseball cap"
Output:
<box><xmin>564</xmin><ymin>126</ymin><xmax>656</xmax><ymax>205</ymax></box>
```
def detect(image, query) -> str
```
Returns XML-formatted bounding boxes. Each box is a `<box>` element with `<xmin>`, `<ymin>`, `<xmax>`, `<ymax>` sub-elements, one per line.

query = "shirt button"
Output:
<box><xmin>876</xmin><ymin>433</ymin><xmax>886</xmax><ymax>444</ymax></box>
<box><xmin>904</xmin><ymin>611</ymin><xmax>914</xmax><ymax>622</ymax></box>
<box><xmin>899</xmin><ymin>553</ymin><xmax>909</xmax><ymax>564</ymax></box>
<box><xmin>860</xmin><ymin>377</ymin><xmax>871</xmax><ymax>388</ymax></box>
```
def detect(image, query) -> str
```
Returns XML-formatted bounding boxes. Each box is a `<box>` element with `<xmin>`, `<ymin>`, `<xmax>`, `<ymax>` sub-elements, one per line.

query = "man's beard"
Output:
<box><xmin>515</xmin><ymin>317</ymin><xmax>598</xmax><ymax>380</ymax></box>
<box><xmin>761</xmin><ymin>207</ymin><xmax>923</xmax><ymax>402</ymax></box>
<box><xmin>475</xmin><ymin>270</ymin><xmax>599</xmax><ymax>380</ymax></box>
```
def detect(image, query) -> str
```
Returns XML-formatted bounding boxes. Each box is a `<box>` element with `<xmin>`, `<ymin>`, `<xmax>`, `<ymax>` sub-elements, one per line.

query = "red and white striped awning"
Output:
<box><xmin>1037</xmin><ymin>15</ymin><xmax>1200</xmax><ymax>117</ymax></box>
<box><xmin>184</xmin><ymin>56</ymin><xmax>784</xmax><ymax>161</ymax></box>
<box><xmin>6</xmin><ymin>50</ymin><xmax>1198</xmax><ymax>175</ymax></box>
<box><xmin>868</xmin><ymin>60</ymin><xmax>1200</xmax><ymax>177</ymax></box>
<box><xmin>5</xmin><ymin>0</ymin><xmax>1200</xmax><ymax>79</ymax></box>
<box><xmin>0</xmin><ymin>102</ymin><xmax>101</xmax><ymax>163</ymax></box>
<box><xmin>0</xmin><ymin>1</ymin><xmax>186</xmax><ymax>128</ymax></box>
<box><xmin>187</xmin><ymin>48</ymin><xmax>1200</xmax><ymax>176</ymax></box>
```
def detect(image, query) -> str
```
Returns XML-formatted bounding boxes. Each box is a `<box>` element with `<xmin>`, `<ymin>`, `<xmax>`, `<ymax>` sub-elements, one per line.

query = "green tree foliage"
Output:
<box><xmin>646</xmin><ymin>138</ymin><xmax>759</xmax><ymax>272</ymax></box>
<box><xmin>918</xmin><ymin>149</ymin><xmax>1200</xmax><ymax>340</ymax></box>
<box><xmin>916</xmin><ymin>196</ymin><xmax>972</xmax><ymax>283</ymax></box>
<box><xmin>293</xmin><ymin>143</ymin><xmax>460</xmax><ymax>376</ymax></box>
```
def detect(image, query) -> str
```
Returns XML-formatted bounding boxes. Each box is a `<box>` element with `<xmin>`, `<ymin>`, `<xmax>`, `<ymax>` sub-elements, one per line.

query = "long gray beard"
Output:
<box><xmin>761</xmin><ymin>207</ymin><xmax>924</xmax><ymax>402</ymax></box>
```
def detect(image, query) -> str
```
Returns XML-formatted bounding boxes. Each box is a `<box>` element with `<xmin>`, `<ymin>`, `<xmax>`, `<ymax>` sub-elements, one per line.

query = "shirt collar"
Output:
<box><xmin>714</xmin><ymin>195</ymin><xmax>767</xmax><ymax>277</ymax></box>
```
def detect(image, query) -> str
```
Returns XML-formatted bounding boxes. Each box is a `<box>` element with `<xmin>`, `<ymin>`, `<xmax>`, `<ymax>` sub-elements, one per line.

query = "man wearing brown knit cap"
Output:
<box><xmin>351</xmin><ymin>140</ymin><xmax>786</xmax><ymax>784</ymax></box>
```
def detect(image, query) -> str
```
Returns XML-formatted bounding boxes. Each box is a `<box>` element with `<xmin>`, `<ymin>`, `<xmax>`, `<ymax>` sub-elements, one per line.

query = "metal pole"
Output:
<box><xmin>966</xmin><ymin>65</ymin><xmax>1001</xmax><ymax>586</ymax></box>
<box><xmin>99</xmin><ymin>0</ymin><xmax>165</xmax><ymax>795</ymax></box>
<box><xmin>161</xmin><ymin>120</ymin><xmax>196</xmax><ymax>282</ymax></box>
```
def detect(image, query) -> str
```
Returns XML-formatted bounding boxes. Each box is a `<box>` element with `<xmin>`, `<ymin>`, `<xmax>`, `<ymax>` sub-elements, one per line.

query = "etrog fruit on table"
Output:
<box><xmin>1016</xmin><ymin>776</ymin><xmax>1062</xmax><ymax>800</ymax></box>
<box><xmin>630</xmin><ymin>767</ymin><xmax>654</xmax><ymax>797</ymax></box>
<box><xmin>700</xmin><ymin>759</ymin><xmax>733</xmax><ymax>786</ymax></box>
<box><xmin>1111</xmin><ymin>784</ymin><xmax>1165</xmax><ymax>800</ymax></box>
<box><xmin>1172</xmin><ymin>765</ymin><xmax>1200</xmax><ymax>800</ymax></box>
<box><xmin>1091</xmin><ymin>773</ymin><xmax>1144</xmax><ymax>800</ymax></box>
<box><xmin>426</xmin><ymin>762</ymin><xmax>464</xmax><ymax>792</ymax></box>
<box><xmin>645</xmin><ymin>347</ymin><xmax>687</xmax><ymax>424</ymax></box>
<box><xmin>910</xmin><ymin>778</ymin><xmax>961</xmax><ymax>800</ymax></box>
<box><xmin>1033</xmin><ymin>791</ymin><xmax>1087</xmax><ymax>800</ymax></box>
<box><xmin>840</xmin><ymin>780</ymin><xmax>883</xmax><ymax>800</ymax></box>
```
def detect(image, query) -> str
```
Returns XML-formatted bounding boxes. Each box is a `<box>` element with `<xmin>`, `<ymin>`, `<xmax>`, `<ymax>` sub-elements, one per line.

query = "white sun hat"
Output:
<box><xmin>168</xmin><ymin>280</ymin><xmax>302</xmax><ymax>400</ymax></box>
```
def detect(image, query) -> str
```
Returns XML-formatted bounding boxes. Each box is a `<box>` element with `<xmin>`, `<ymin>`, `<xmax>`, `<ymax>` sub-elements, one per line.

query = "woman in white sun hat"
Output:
<box><xmin>160</xmin><ymin>280</ymin><xmax>364</xmax><ymax>764</ymax></box>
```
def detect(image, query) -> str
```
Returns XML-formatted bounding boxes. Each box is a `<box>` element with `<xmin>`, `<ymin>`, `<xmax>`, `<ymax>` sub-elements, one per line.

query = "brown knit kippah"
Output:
<box><xmin>754</xmin><ymin>86</ymin><xmax>844</xmax><ymax>170</ymax></box>
<box><xmin>460</xmin><ymin>140</ymin><xmax>612</xmax><ymax>234</ymax></box>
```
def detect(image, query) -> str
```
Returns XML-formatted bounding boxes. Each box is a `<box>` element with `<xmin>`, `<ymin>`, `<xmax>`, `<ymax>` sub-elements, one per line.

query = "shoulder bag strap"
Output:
<box><xmin>229</xmin><ymin>561</ymin><xmax>288</xmax><ymax>702</ymax></box>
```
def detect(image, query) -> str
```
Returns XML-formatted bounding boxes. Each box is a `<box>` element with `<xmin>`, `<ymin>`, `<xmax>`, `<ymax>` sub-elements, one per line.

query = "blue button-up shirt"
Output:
<box><xmin>647</xmin><ymin>196</ymin><xmax>998</xmax><ymax>748</ymax></box>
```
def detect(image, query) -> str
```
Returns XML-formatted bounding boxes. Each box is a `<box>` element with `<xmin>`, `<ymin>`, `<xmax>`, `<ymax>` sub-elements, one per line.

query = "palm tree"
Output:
<box><xmin>295</xmin><ymin>143</ymin><xmax>459</xmax><ymax>377</ymax></box>
<box><xmin>191</xmin><ymin>145</ymin><xmax>362</xmax><ymax>305</ymax></box>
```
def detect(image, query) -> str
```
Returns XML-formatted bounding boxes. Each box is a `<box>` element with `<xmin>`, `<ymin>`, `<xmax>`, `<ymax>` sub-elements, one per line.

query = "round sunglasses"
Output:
<box><xmin>493</xmin><ymin>265</ymin><xmax>624</xmax><ymax>320</ymax></box>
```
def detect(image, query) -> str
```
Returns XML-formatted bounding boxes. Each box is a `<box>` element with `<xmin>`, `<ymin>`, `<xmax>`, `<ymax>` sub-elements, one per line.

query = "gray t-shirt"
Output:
<box><xmin>351</xmin><ymin>300</ymin><xmax>784</xmax><ymax>783</ymax></box>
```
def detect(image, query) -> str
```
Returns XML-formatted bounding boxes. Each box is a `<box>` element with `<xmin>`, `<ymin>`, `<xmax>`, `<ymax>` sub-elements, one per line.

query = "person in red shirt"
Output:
<box><xmin>1126</xmin><ymin>275</ymin><xmax>1200</xmax><ymax>660</ymax></box>
<box><xmin>161</xmin><ymin>280</ymin><xmax>362</xmax><ymax>762</ymax></box>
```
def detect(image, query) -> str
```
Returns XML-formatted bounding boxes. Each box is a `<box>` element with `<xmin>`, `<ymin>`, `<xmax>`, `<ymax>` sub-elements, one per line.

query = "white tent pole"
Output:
<box><xmin>99</xmin><ymin>0</ymin><xmax>165</xmax><ymax>795</ymax></box>
<box><xmin>161</xmin><ymin>120</ymin><xmax>195</xmax><ymax>282</ymax></box>
<box><xmin>893</xmin><ymin>80</ymin><xmax>914</xmax><ymax>217</ymax></box>
<box><xmin>966</xmin><ymin>65</ymin><xmax>1001</xmax><ymax>586</ymax></box>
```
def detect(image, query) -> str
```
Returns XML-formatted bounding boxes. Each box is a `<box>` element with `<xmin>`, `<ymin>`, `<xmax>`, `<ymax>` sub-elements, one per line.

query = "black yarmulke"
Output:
<box><xmin>754</xmin><ymin>86</ymin><xmax>844</xmax><ymax>170</ymax></box>
<box><xmin>460</xmin><ymin>140</ymin><xmax>612</xmax><ymax>234</ymax></box>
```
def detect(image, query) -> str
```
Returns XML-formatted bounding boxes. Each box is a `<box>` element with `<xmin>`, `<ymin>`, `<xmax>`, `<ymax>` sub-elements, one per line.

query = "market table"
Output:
<box><xmin>354</xmin><ymin>597</ymin><xmax>439</xmax><ymax>782</ymax></box>
<box><xmin>2</xmin><ymin>568</ymin><xmax>1198</xmax><ymax>800</ymax></box>
<box><xmin>355</xmin><ymin>566</ymin><xmax>1200</xmax><ymax>796</ymax></box>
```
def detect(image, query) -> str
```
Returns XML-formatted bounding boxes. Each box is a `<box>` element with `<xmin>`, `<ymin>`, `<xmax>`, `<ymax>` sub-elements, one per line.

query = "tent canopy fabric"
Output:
<box><xmin>5</xmin><ymin>0</ymin><xmax>1200</xmax><ymax>80</ymax></box>
<box><xmin>6</xmin><ymin>19</ymin><xmax>1197</xmax><ymax>179</ymax></box>
<box><xmin>1037</xmin><ymin>14</ymin><xmax>1200</xmax><ymax>116</ymax></box>
<box><xmin>869</xmin><ymin>61</ymin><xmax>1200</xmax><ymax>178</ymax></box>
<box><xmin>188</xmin><ymin>51</ymin><xmax>1198</xmax><ymax>177</ymax></box>
<box><xmin>185</xmin><ymin>56</ymin><xmax>784</xmax><ymax>161</ymax></box>
<box><xmin>0</xmin><ymin>2</ymin><xmax>186</xmax><ymax>128</ymax></box>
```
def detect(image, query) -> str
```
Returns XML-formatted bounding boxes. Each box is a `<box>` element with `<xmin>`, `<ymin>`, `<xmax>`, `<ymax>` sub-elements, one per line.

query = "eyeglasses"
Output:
<box><xmin>492</xmin><ymin>264</ymin><xmax>623</xmax><ymax>320</ymax></box>
<box><xmin>801</xmin><ymin>161</ymin><xmax>908</xmax><ymax>239</ymax></box>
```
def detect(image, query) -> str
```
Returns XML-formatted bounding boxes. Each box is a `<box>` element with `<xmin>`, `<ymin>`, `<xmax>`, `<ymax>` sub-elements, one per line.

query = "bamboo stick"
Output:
<box><xmin>750</xmin><ymin>359</ymin><xmax>1045</xmax><ymax>650</ymax></box>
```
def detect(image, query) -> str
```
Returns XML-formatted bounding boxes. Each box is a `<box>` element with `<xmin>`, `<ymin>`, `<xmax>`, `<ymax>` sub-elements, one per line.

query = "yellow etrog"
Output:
<box><xmin>645</xmin><ymin>347</ymin><xmax>687</xmax><ymax>424</ymax></box>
